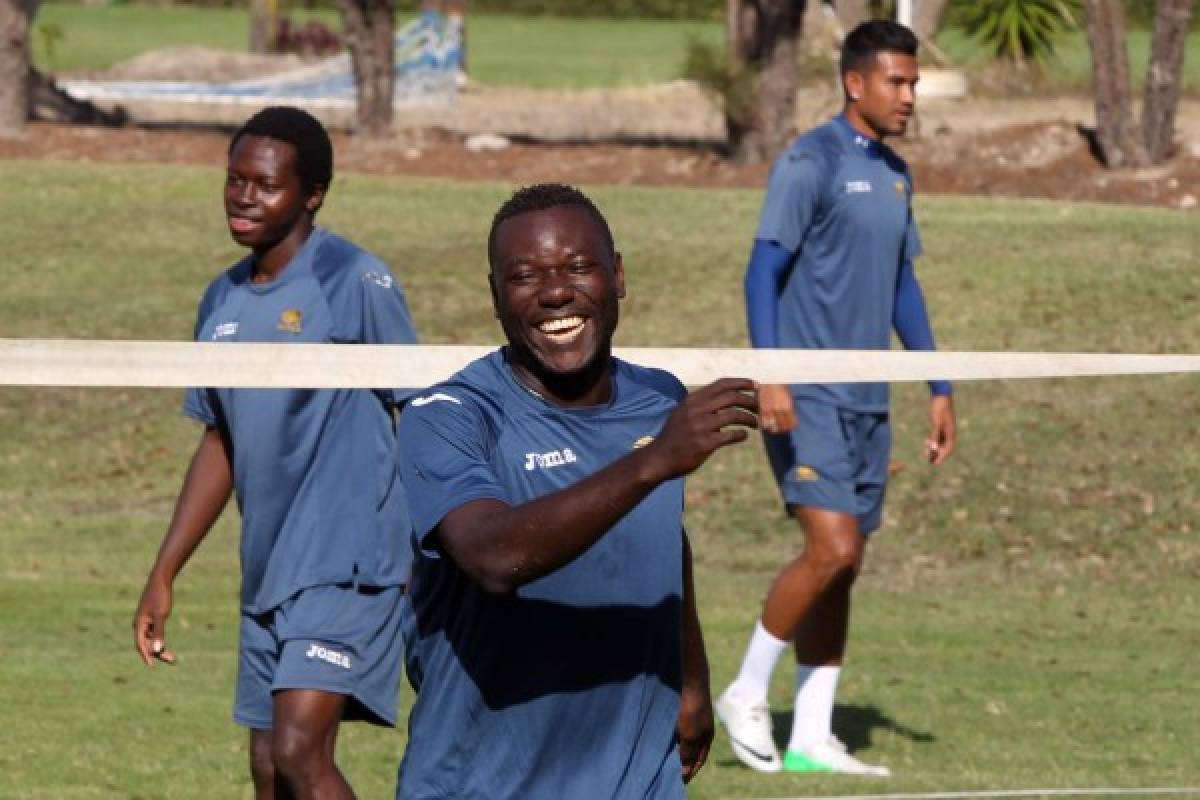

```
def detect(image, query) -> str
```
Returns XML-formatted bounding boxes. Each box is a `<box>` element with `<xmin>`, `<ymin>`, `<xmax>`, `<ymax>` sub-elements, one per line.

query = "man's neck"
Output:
<box><xmin>506</xmin><ymin>348</ymin><xmax>614</xmax><ymax>409</ymax></box>
<box><xmin>252</xmin><ymin>221</ymin><xmax>315</xmax><ymax>283</ymax></box>
<box><xmin>842</xmin><ymin>107</ymin><xmax>884</xmax><ymax>142</ymax></box>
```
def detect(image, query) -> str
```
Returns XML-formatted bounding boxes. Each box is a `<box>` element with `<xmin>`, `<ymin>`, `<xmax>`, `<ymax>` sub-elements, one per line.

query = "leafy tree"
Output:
<box><xmin>962</xmin><ymin>0</ymin><xmax>1082</xmax><ymax>65</ymax></box>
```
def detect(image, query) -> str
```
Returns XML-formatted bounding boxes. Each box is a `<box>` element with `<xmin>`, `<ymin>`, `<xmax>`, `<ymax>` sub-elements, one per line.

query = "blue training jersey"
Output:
<box><xmin>756</xmin><ymin>114</ymin><xmax>922</xmax><ymax>411</ymax></box>
<box><xmin>396</xmin><ymin>350</ymin><xmax>688</xmax><ymax>800</ymax></box>
<box><xmin>184</xmin><ymin>227</ymin><xmax>419</xmax><ymax>614</ymax></box>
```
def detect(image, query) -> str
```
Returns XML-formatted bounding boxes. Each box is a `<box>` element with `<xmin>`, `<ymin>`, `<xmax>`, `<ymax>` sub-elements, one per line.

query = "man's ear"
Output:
<box><xmin>488</xmin><ymin>271</ymin><xmax>501</xmax><ymax>318</ymax></box>
<box><xmin>305</xmin><ymin>184</ymin><xmax>327</xmax><ymax>215</ymax></box>
<box><xmin>614</xmin><ymin>252</ymin><xmax>626</xmax><ymax>299</ymax></box>
<box><xmin>843</xmin><ymin>71</ymin><xmax>864</xmax><ymax>102</ymax></box>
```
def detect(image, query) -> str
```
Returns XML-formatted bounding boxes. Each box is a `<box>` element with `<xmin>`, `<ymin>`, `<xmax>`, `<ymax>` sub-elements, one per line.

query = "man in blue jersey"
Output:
<box><xmin>395</xmin><ymin>183</ymin><xmax>758</xmax><ymax>799</ymax></box>
<box><xmin>715</xmin><ymin>21</ymin><xmax>957</xmax><ymax>777</ymax></box>
<box><xmin>132</xmin><ymin>106</ymin><xmax>419</xmax><ymax>799</ymax></box>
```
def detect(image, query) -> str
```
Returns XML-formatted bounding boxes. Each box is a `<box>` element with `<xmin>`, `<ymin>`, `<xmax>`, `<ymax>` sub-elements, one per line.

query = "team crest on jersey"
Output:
<box><xmin>633</xmin><ymin>435</ymin><xmax>655</xmax><ymax>449</ymax></box>
<box><xmin>894</xmin><ymin>180</ymin><xmax>907</xmax><ymax>197</ymax></box>
<box><xmin>277</xmin><ymin>308</ymin><xmax>303</xmax><ymax>334</ymax></box>
<box><xmin>794</xmin><ymin>465</ymin><xmax>819</xmax><ymax>482</ymax></box>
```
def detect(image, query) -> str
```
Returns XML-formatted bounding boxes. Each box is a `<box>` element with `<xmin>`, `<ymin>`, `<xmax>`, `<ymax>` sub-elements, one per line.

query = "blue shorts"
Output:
<box><xmin>234</xmin><ymin>582</ymin><xmax>405</xmax><ymax>730</ymax></box>
<box><xmin>762</xmin><ymin>399</ymin><xmax>891</xmax><ymax>535</ymax></box>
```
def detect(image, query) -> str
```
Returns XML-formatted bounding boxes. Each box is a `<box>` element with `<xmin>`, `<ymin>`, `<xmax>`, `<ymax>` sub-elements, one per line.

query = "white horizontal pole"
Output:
<box><xmin>2</xmin><ymin>339</ymin><xmax>1199</xmax><ymax>389</ymax></box>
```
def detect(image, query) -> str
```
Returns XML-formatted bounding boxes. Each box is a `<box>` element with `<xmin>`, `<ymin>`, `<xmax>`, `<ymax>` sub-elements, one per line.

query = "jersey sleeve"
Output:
<box><xmin>182</xmin><ymin>286</ymin><xmax>220</xmax><ymax>426</ymax></box>
<box><xmin>755</xmin><ymin>151</ymin><xmax>826</xmax><ymax>254</ymax></box>
<box><xmin>358</xmin><ymin>267</ymin><xmax>421</xmax><ymax>405</ymax></box>
<box><xmin>398</xmin><ymin>391</ymin><xmax>508</xmax><ymax>557</ymax></box>
<box><xmin>903</xmin><ymin>198</ymin><xmax>923</xmax><ymax>263</ymax></box>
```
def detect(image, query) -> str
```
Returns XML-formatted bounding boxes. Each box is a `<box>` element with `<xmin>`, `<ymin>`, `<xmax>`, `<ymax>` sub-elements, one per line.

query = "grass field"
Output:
<box><xmin>32</xmin><ymin>2</ymin><xmax>1200</xmax><ymax>91</ymax></box>
<box><xmin>1</xmin><ymin>160</ymin><xmax>1199</xmax><ymax>799</ymax></box>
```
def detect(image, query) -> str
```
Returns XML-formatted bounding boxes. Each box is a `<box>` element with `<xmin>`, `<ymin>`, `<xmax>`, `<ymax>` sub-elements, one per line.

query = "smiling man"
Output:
<box><xmin>716</xmin><ymin>21</ymin><xmax>956</xmax><ymax>777</ymax></box>
<box><xmin>132</xmin><ymin>106</ymin><xmax>418</xmax><ymax>799</ymax></box>
<box><xmin>395</xmin><ymin>183</ymin><xmax>758</xmax><ymax>799</ymax></box>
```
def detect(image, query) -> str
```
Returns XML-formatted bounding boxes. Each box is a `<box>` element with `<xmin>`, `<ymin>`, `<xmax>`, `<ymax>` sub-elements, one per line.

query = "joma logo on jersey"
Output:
<box><xmin>212</xmin><ymin>322</ymin><xmax>238</xmax><ymax>339</ymax></box>
<box><xmin>305</xmin><ymin>643</ymin><xmax>351</xmax><ymax>669</ymax></box>
<box><xmin>845</xmin><ymin>180</ymin><xmax>872</xmax><ymax>194</ymax></box>
<box><xmin>524</xmin><ymin>448</ymin><xmax>578</xmax><ymax>471</ymax></box>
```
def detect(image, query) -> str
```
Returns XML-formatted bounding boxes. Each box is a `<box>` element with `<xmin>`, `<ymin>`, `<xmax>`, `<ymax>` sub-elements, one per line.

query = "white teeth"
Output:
<box><xmin>538</xmin><ymin>316</ymin><xmax>584</xmax><ymax>333</ymax></box>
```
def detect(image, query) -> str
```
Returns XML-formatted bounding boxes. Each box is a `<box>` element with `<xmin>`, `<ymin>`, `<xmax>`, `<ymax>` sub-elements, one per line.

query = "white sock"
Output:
<box><xmin>725</xmin><ymin>621</ymin><xmax>788</xmax><ymax>705</ymax></box>
<box><xmin>787</xmin><ymin>664</ymin><xmax>840</xmax><ymax>752</ymax></box>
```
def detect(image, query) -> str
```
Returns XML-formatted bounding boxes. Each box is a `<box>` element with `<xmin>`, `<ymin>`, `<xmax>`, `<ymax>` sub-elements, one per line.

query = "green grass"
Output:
<box><xmin>1</xmin><ymin>161</ymin><xmax>1199</xmax><ymax>798</ymax></box>
<box><xmin>33</xmin><ymin>3</ymin><xmax>721</xmax><ymax>88</ymax></box>
<box><xmin>32</xmin><ymin>2</ymin><xmax>1200</xmax><ymax>93</ymax></box>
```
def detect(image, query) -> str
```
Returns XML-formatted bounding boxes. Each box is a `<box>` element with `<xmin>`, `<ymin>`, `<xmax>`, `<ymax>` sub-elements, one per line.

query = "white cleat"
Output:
<box><xmin>783</xmin><ymin>736</ymin><xmax>891</xmax><ymax>776</ymax></box>
<box><xmin>715</xmin><ymin>688</ymin><xmax>783</xmax><ymax>773</ymax></box>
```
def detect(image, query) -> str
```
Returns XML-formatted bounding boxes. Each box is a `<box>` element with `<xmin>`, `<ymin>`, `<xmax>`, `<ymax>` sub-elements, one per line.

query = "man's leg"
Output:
<box><xmin>270</xmin><ymin>689</ymin><xmax>352</xmax><ymax>800</ymax></box>
<box><xmin>763</xmin><ymin>506</ymin><xmax>862</xmax><ymax>650</ymax></box>
<box><xmin>778</xmin><ymin>509</ymin><xmax>861</xmax><ymax>766</ymax></box>
<box><xmin>250</xmin><ymin>729</ymin><xmax>285</xmax><ymax>800</ymax></box>
<box><xmin>718</xmin><ymin>507</ymin><xmax>862</xmax><ymax>771</ymax></box>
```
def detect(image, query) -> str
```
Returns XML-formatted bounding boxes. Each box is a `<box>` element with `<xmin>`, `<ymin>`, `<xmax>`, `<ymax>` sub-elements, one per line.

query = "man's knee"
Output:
<box><xmin>270</xmin><ymin>721</ymin><xmax>329</xmax><ymax>784</ymax></box>
<box><xmin>799</xmin><ymin>516</ymin><xmax>864</xmax><ymax>583</ymax></box>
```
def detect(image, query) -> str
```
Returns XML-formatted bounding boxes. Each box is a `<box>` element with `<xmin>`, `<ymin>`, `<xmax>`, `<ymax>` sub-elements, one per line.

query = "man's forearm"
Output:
<box><xmin>436</xmin><ymin>445</ymin><xmax>671</xmax><ymax>594</ymax></box>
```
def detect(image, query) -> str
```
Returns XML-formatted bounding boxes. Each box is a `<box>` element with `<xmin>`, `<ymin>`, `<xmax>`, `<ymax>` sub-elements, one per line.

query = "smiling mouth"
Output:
<box><xmin>228</xmin><ymin>216</ymin><xmax>259</xmax><ymax>233</ymax></box>
<box><xmin>537</xmin><ymin>315</ymin><xmax>587</xmax><ymax>344</ymax></box>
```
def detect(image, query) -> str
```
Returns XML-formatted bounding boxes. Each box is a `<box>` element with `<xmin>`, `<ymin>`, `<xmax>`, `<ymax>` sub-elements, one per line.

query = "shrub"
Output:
<box><xmin>959</xmin><ymin>0</ymin><xmax>1082</xmax><ymax>65</ymax></box>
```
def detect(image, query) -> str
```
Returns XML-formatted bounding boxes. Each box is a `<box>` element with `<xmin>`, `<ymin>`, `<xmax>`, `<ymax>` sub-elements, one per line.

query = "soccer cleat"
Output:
<box><xmin>715</xmin><ymin>688</ymin><xmax>782</xmax><ymax>773</ymax></box>
<box><xmin>783</xmin><ymin>736</ymin><xmax>891</xmax><ymax>776</ymax></box>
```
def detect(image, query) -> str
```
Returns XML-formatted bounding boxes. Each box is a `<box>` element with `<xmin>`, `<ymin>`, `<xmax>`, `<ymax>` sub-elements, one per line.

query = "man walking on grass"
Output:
<box><xmin>716</xmin><ymin>20</ymin><xmax>957</xmax><ymax>777</ymax></box>
<box><xmin>133</xmin><ymin>106</ymin><xmax>419</xmax><ymax>799</ymax></box>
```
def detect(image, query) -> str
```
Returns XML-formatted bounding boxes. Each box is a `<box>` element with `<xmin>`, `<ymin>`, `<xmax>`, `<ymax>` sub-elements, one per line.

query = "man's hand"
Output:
<box><xmin>642</xmin><ymin>378</ymin><xmax>758</xmax><ymax>480</ymax></box>
<box><xmin>757</xmin><ymin>383</ymin><xmax>796</xmax><ymax>435</ymax></box>
<box><xmin>677</xmin><ymin>682</ymin><xmax>714</xmax><ymax>783</ymax></box>
<box><xmin>133</xmin><ymin>577</ymin><xmax>177</xmax><ymax>667</ymax></box>
<box><xmin>926</xmin><ymin>394</ymin><xmax>956</xmax><ymax>465</ymax></box>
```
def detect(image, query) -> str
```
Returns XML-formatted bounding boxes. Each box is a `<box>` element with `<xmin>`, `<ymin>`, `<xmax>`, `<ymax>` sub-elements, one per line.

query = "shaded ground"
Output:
<box><xmin>8</xmin><ymin>46</ymin><xmax>1199</xmax><ymax>209</ymax></box>
<box><xmin>5</xmin><ymin>116</ymin><xmax>1199</xmax><ymax>210</ymax></box>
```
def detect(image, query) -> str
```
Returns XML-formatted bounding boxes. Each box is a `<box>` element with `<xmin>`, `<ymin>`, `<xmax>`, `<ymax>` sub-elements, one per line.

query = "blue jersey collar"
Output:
<box><xmin>834</xmin><ymin>114</ymin><xmax>883</xmax><ymax>159</ymax></box>
<box><xmin>244</xmin><ymin>226</ymin><xmax>327</xmax><ymax>292</ymax></box>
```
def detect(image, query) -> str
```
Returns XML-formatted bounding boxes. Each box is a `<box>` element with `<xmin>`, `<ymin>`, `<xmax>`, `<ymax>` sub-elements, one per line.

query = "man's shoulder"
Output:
<box><xmin>311</xmin><ymin>229</ymin><xmax>395</xmax><ymax>286</ymax></box>
<box><xmin>784</xmin><ymin>120</ymin><xmax>845</xmax><ymax>167</ymax></box>
<box><xmin>614</xmin><ymin>359</ymin><xmax>687</xmax><ymax>405</ymax></box>
<box><xmin>405</xmin><ymin>352</ymin><xmax>507</xmax><ymax>423</ymax></box>
<box><xmin>197</xmin><ymin>256</ymin><xmax>251</xmax><ymax>314</ymax></box>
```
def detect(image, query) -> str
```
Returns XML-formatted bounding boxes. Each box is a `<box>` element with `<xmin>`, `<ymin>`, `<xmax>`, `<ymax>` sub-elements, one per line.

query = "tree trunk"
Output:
<box><xmin>1141</xmin><ymin>0</ymin><xmax>1196</xmax><ymax>164</ymax></box>
<box><xmin>1082</xmin><ymin>0</ymin><xmax>1144</xmax><ymax>167</ymax></box>
<box><xmin>0</xmin><ymin>0</ymin><xmax>34</xmax><ymax>139</ymax></box>
<box><xmin>802</xmin><ymin>1</ymin><xmax>839</xmax><ymax>58</ymax></box>
<box><xmin>727</xmin><ymin>0</ymin><xmax>805</xmax><ymax>164</ymax></box>
<box><xmin>911</xmin><ymin>0</ymin><xmax>950</xmax><ymax>44</ymax></box>
<box><xmin>834</xmin><ymin>0</ymin><xmax>867</xmax><ymax>31</ymax></box>
<box><xmin>248</xmin><ymin>0</ymin><xmax>277</xmax><ymax>54</ymax></box>
<box><xmin>338</xmin><ymin>0</ymin><xmax>395</xmax><ymax>138</ymax></box>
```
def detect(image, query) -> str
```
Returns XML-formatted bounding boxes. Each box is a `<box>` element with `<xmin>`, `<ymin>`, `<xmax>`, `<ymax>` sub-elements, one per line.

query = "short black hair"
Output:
<box><xmin>229</xmin><ymin>106</ymin><xmax>333</xmax><ymax>194</ymax></box>
<box><xmin>840</xmin><ymin>19</ymin><xmax>918</xmax><ymax>76</ymax></box>
<box><xmin>487</xmin><ymin>183</ymin><xmax>615</xmax><ymax>269</ymax></box>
